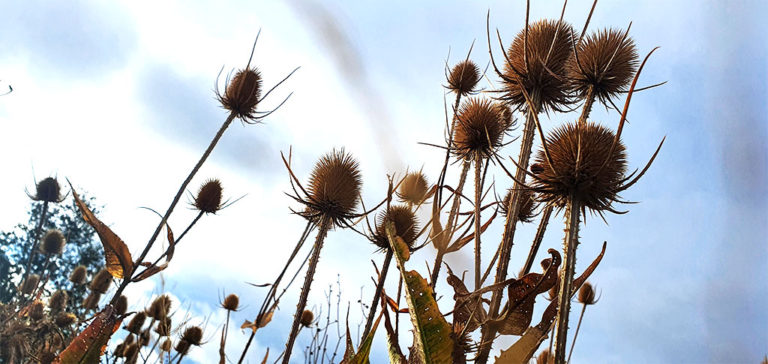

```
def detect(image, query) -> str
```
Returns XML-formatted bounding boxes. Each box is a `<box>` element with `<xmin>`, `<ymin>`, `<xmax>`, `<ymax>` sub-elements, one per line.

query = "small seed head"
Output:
<box><xmin>155</xmin><ymin>317</ymin><xmax>172</xmax><ymax>337</ymax></box>
<box><xmin>182</xmin><ymin>326</ymin><xmax>203</xmax><ymax>346</ymax></box>
<box><xmin>396</xmin><ymin>172</ymin><xmax>430</xmax><ymax>205</ymax></box>
<box><xmin>447</xmin><ymin>60</ymin><xmax>481</xmax><ymax>95</ymax></box>
<box><xmin>49</xmin><ymin>290</ymin><xmax>68</xmax><ymax>312</ymax></box>
<box><xmin>500</xmin><ymin>189</ymin><xmax>538</xmax><ymax>223</ymax></box>
<box><xmin>453</xmin><ymin>98</ymin><xmax>507</xmax><ymax>160</ymax></box>
<box><xmin>305</xmin><ymin>149</ymin><xmax>362</xmax><ymax>227</ymax></box>
<box><xmin>115</xmin><ymin>295</ymin><xmax>128</xmax><ymax>316</ymax></box>
<box><xmin>40</xmin><ymin>229</ymin><xmax>66</xmax><ymax>255</ymax></box>
<box><xmin>578</xmin><ymin>282</ymin><xmax>596</xmax><ymax>305</ymax></box>
<box><xmin>55</xmin><ymin>312</ymin><xmax>77</xmax><ymax>327</ymax></box>
<box><xmin>222</xmin><ymin>294</ymin><xmax>240</xmax><ymax>311</ymax></box>
<box><xmin>33</xmin><ymin>177</ymin><xmax>62</xmax><ymax>203</ymax></box>
<box><xmin>89</xmin><ymin>268</ymin><xmax>112</xmax><ymax>294</ymax></box>
<box><xmin>567</xmin><ymin>28</ymin><xmax>638</xmax><ymax>103</ymax></box>
<box><xmin>193</xmin><ymin>179</ymin><xmax>223</xmax><ymax>214</ymax></box>
<box><xmin>69</xmin><ymin>265</ymin><xmax>87</xmax><ymax>285</ymax></box>
<box><xmin>29</xmin><ymin>300</ymin><xmax>45</xmax><ymax>321</ymax></box>
<box><xmin>123</xmin><ymin>343</ymin><xmax>140</xmax><ymax>361</ymax></box>
<box><xmin>175</xmin><ymin>339</ymin><xmax>191</xmax><ymax>355</ymax></box>
<box><xmin>374</xmin><ymin>205</ymin><xmax>419</xmax><ymax>250</ymax></box>
<box><xmin>219</xmin><ymin>68</ymin><xmax>262</xmax><ymax>120</ymax></box>
<box><xmin>148</xmin><ymin>294</ymin><xmax>172</xmax><ymax>319</ymax></box>
<box><xmin>20</xmin><ymin>274</ymin><xmax>40</xmax><ymax>295</ymax></box>
<box><xmin>300</xmin><ymin>310</ymin><xmax>314</xmax><ymax>327</ymax></box>
<box><xmin>82</xmin><ymin>292</ymin><xmax>101</xmax><ymax>310</ymax></box>
<box><xmin>126</xmin><ymin>312</ymin><xmax>147</xmax><ymax>335</ymax></box>
<box><xmin>160</xmin><ymin>338</ymin><xmax>172</xmax><ymax>352</ymax></box>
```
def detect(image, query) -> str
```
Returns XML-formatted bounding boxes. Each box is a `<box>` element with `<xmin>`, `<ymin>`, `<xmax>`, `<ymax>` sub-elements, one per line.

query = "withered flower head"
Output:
<box><xmin>567</xmin><ymin>28</ymin><xmax>638</xmax><ymax>104</ymax></box>
<box><xmin>300</xmin><ymin>310</ymin><xmax>314</xmax><ymax>327</ymax></box>
<box><xmin>82</xmin><ymin>292</ymin><xmax>101</xmax><ymax>310</ymax></box>
<box><xmin>126</xmin><ymin>312</ymin><xmax>147</xmax><ymax>335</ymax></box>
<box><xmin>155</xmin><ymin>317</ymin><xmax>172</xmax><ymax>337</ymax></box>
<box><xmin>181</xmin><ymin>326</ymin><xmax>204</xmax><ymax>346</ymax></box>
<box><xmin>29</xmin><ymin>300</ymin><xmax>45</xmax><ymax>321</ymax></box>
<box><xmin>49</xmin><ymin>290</ymin><xmax>68</xmax><ymax>312</ymax></box>
<box><xmin>148</xmin><ymin>294</ymin><xmax>172</xmax><ymax>319</ymax></box>
<box><xmin>31</xmin><ymin>177</ymin><xmax>63</xmax><ymax>203</ymax></box>
<box><xmin>69</xmin><ymin>265</ymin><xmax>87</xmax><ymax>285</ymax></box>
<box><xmin>115</xmin><ymin>295</ymin><xmax>128</xmax><ymax>316</ymax></box>
<box><xmin>218</xmin><ymin>67</ymin><xmax>262</xmax><ymax>121</ymax></box>
<box><xmin>373</xmin><ymin>205</ymin><xmax>419</xmax><ymax>250</ymax></box>
<box><xmin>447</xmin><ymin>60</ymin><xmax>481</xmax><ymax>96</ymax></box>
<box><xmin>453</xmin><ymin>98</ymin><xmax>507</xmax><ymax>160</ymax></box>
<box><xmin>55</xmin><ymin>312</ymin><xmax>77</xmax><ymax>327</ymax></box>
<box><xmin>578</xmin><ymin>282</ymin><xmax>596</xmax><ymax>305</ymax></box>
<box><xmin>140</xmin><ymin>330</ymin><xmax>152</xmax><ymax>346</ymax></box>
<box><xmin>500</xmin><ymin>188</ymin><xmax>538</xmax><ymax>223</ymax></box>
<box><xmin>89</xmin><ymin>268</ymin><xmax>112</xmax><ymax>294</ymax></box>
<box><xmin>396</xmin><ymin>172</ymin><xmax>430</xmax><ymax>206</ymax></box>
<box><xmin>302</xmin><ymin>149</ymin><xmax>362</xmax><ymax>227</ymax></box>
<box><xmin>123</xmin><ymin>343</ymin><xmax>140</xmax><ymax>361</ymax></box>
<box><xmin>193</xmin><ymin>179</ymin><xmax>224</xmax><ymax>214</ymax></box>
<box><xmin>500</xmin><ymin>19</ymin><xmax>575</xmax><ymax>112</ymax></box>
<box><xmin>222</xmin><ymin>294</ymin><xmax>240</xmax><ymax>311</ymax></box>
<box><xmin>40</xmin><ymin>229</ymin><xmax>66</xmax><ymax>255</ymax></box>
<box><xmin>20</xmin><ymin>274</ymin><xmax>40</xmax><ymax>295</ymax></box>
<box><xmin>175</xmin><ymin>339</ymin><xmax>191</xmax><ymax>355</ymax></box>
<box><xmin>530</xmin><ymin>122</ymin><xmax>627</xmax><ymax>214</ymax></box>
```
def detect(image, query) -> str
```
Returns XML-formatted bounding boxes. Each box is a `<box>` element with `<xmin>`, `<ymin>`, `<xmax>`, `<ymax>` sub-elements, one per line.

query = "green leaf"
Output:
<box><xmin>341</xmin><ymin>314</ymin><xmax>382</xmax><ymax>364</ymax></box>
<box><xmin>386</xmin><ymin>222</ymin><xmax>455</xmax><ymax>364</ymax></box>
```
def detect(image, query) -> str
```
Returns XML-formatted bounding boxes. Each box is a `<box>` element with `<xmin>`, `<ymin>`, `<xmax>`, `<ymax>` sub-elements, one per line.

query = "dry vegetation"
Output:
<box><xmin>0</xmin><ymin>1</ymin><xmax>667</xmax><ymax>363</ymax></box>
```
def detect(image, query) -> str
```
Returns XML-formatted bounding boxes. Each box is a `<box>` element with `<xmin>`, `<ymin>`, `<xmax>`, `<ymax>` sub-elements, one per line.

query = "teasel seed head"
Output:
<box><xmin>148</xmin><ymin>294</ymin><xmax>172</xmax><ymax>319</ymax></box>
<box><xmin>222</xmin><ymin>294</ymin><xmax>240</xmax><ymax>311</ymax></box>
<box><xmin>567</xmin><ymin>28</ymin><xmax>638</xmax><ymax>104</ymax></box>
<box><xmin>531</xmin><ymin>122</ymin><xmax>627</xmax><ymax>213</ymax></box>
<box><xmin>126</xmin><ymin>312</ymin><xmax>147</xmax><ymax>335</ymax></box>
<box><xmin>20</xmin><ymin>274</ymin><xmax>40</xmax><ymax>295</ymax></box>
<box><xmin>40</xmin><ymin>229</ymin><xmax>66</xmax><ymax>255</ymax></box>
<box><xmin>373</xmin><ymin>205</ymin><xmax>419</xmax><ymax>250</ymax></box>
<box><xmin>31</xmin><ymin>177</ymin><xmax>63</xmax><ymax>203</ymax></box>
<box><xmin>123</xmin><ymin>343</ymin><xmax>140</xmax><ymax>361</ymax></box>
<box><xmin>115</xmin><ymin>295</ymin><xmax>128</xmax><ymax>316</ymax></box>
<box><xmin>175</xmin><ymin>339</ymin><xmax>191</xmax><ymax>355</ymax></box>
<box><xmin>113</xmin><ymin>343</ymin><xmax>126</xmax><ymax>358</ymax></box>
<box><xmin>218</xmin><ymin>67</ymin><xmax>262</xmax><ymax>121</ymax></box>
<box><xmin>82</xmin><ymin>292</ymin><xmax>101</xmax><ymax>310</ymax></box>
<box><xmin>155</xmin><ymin>316</ymin><xmax>172</xmax><ymax>337</ymax></box>
<box><xmin>578</xmin><ymin>282</ymin><xmax>597</xmax><ymax>305</ymax></box>
<box><xmin>182</xmin><ymin>326</ymin><xmax>204</xmax><ymax>346</ymax></box>
<box><xmin>193</xmin><ymin>179</ymin><xmax>224</xmax><ymax>214</ymax></box>
<box><xmin>89</xmin><ymin>268</ymin><xmax>112</xmax><ymax>294</ymax></box>
<box><xmin>453</xmin><ymin>98</ymin><xmax>507</xmax><ymax>160</ymax></box>
<box><xmin>300</xmin><ymin>310</ymin><xmax>314</xmax><ymax>327</ymax></box>
<box><xmin>55</xmin><ymin>312</ymin><xmax>77</xmax><ymax>327</ymax></box>
<box><xmin>160</xmin><ymin>338</ymin><xmax>172</xmax><ymax>352</ymax></box>
<box><xmin>397</xmin><ymin>172</ymin><xmax>430</xmax><ymax>205</ymax></box>
<box><xmin>500</xmin><ymin>19</ymin><xmax>575</xmax><ymax>112</ymax></box>
<box><xmin>500</xmin><ymin>188</ymin><xmax>538</xmax><ymax>223</ymax></box>
<box><xmin>29</xmin><ymin>300</ymin><xmax>45</xmax><ymax>321</ymax></box>
<box><xmin>304</xmin><ymin>148</ymin><xmax>362</xmax><ymax>227</ymax></box>
<box><xmin>49</xmin><ymin>290</ymin><xmax>68</xmax><ymax>313</ymax></box>
<box><xmin>69</xmin><ymin>265</ymin><xmax>87</xmax><ymax>285</ymax></box>
<box><xmin>447</xmin><ymin>60</ymin><xmax>481</xmax><ymax>96</ymax></box>
<box><xmin>140</xmin><ymin>329</ymin><xmax>152</xmax><ymax>346</ymax></box>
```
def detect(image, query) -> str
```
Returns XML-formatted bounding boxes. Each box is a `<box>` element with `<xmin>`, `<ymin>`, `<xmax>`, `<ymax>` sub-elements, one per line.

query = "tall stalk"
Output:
<box><xmin>521</xmin><ymin>205</ymin><xmax>553</xmax><ymax>275</ymax></box>
<box><xmin>553</xmin><ymin>195</ymin><xmax>581</xmax><ymax>364</ymax></box>
<box><xmin>473</xmin><ymin>153</ymin><xmax>483</xmax><ymax>290</ymax></box>
<box><xmin>22</xmin><ymin>200</ymin><xmax>49</xmax><ymax>279</ymax></box>
<box><xmin>361</xmin><ymin>249</ymin><xmax>393</xmax><ymax>339</ymax></box>
<box><xmin>430</xmin><ymin>160</ymin><xmax>470</xmax><ymax>287</ymax></box>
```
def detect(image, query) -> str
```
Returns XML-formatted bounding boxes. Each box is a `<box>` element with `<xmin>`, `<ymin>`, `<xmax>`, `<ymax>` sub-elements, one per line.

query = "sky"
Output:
<box><xmin>0</xmin><ymin>1</ymin><xmax>766</xmax><ymax>363</ymax></box>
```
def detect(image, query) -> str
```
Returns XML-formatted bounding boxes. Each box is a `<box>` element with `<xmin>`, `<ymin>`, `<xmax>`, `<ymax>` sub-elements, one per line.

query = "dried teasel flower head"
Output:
<box><xmin>69</xmin><ymin>265</ymin><xmax>87</xmax><ymax>285</ymax></box>
<box><xmin>373</xmin><ymin>205</ymin><xmax>419</xmax><ymax>250</ymax></box>
<box><xmin>218</xmin><ymin>67</ymin><xmax>262</xmax><ymax>121</ymax></box>
<box><xmin>302</xmin><ymin>149</ymin><xmax>362</xmax><ymax>227</ymax></box>
<box><xmin>222</xmin><ymin>294</ymin><xmax>240</xmax><ymax>311</ymax></box>
<box><xmin>300</xmin><ymin>310</ymin><xmax>314</xmax><ymax>327</ymax></box>
<box><xmin>396</xmin><ymin>172</ymin><xmax>430</xmax><ymax>206</ymax></box>
<box><xmin>160</xmin><ymin>338</ymin><xmax>173</xmax><ymax>352</ymax></box>
<box><xmin>55</xmin><ymin>312</ymin><xmax>77</xmax><ymax>327</ymax></box>
<box><xmin>500</xmin><ymin>19</ymin><xmax>575</xmax><ymax>112</ymax></box>
<box><xmin>453</xmin><ymin>98</ymin><xmax>507</xmax><ymax>160</ymax></box>
<box><xmin>40</xmin><ymin>229</ymin><xmax>66</xmax><ymax>255</ymax></box>
<box><xmin>140</xmin><ymin>330</ymin><xmax>152</xmax><ymax>346</ymax></box>
<box><xmin>578</xmin><ymin>282</ymin><xmax>597</xmax><ymax>305</ymax></box>
<box><xmin>447</xmin><ymin>60</ymin><xmax>481</xmax><ymax>96</ymax></box>
<box><xmin>148</xmin><ymin>294</ymin><xmax>172</xmax><ymax>319</ymax></box>
<box><xmin>567</xmin><ymin>28</ymin><xmax>638</xmax><ymax>104</ymax></box>
<box><xmin>175</xmin><ymin>339</ymin><xmax>191</xmax><ymax>355</ymax></box>
<box><xmin>30</xmin><ymin>177</ymin><xmax>64</xmax><ymax>203</ymax></box>
<box><xmin>82</xmin><ymin>292</ymin><xmax>101</xmax><ymax>310</ymax></box>
<box><xmin>29</xmin><ymin>300</ymin><xmax>45</xmax><ymax>321</ymax></box>
<box><xmin>126</xmin><ymin>312</ymin><xmax>147</xmax><ymax>335</ymax></box>
<box><xmin>155</xmin><ymin>317</ymin><xmax>172</xmax><ymax>336</ymax></box>
<box><xmin>49</xmin><ymin>290</ymin><xmax>68</xmax><ymax>312</ymax></box>
<box><xmin>499</xmin><ymin>188</ymin><xmax>538</xmax><ymax>223</ymax></box>
<box><xmin>123</xmin><ymin>343</ymin><xmax>140</xmax><ymax>361</ymax></box>
<box><xmin>115</xmin><ymin>295</ymin><xmax>128</xmax><ymax>316</ymax></box>
<box><xmin>181</xmin><ymin>326</ymin><xmax>204</xmax><ymax>346</ymax></box>
<box><xmin>89</xmin><ymin>268</ymin><xmax>112</xmax><ymax>294</ymax></box>
<box><xmin>530</xmin><ymin>122</ymin><xmax>628</xmax><ymax>214</ymax></box>
<box><xmin>20</xmin><ymin>274</ymin><xmax>40</xmax><ymax>295</ymax></box>
<box><xmin>193</xmin><ymin>179</ymin><xmax>224</xmax><ymax>214</ymax></box>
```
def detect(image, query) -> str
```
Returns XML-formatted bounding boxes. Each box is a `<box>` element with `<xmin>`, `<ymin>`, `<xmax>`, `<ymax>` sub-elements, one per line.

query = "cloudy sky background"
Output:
<box><xmin>1</xmin><ymin>0</ymin><xmax>766</xmax><ymax>363</ymax></box>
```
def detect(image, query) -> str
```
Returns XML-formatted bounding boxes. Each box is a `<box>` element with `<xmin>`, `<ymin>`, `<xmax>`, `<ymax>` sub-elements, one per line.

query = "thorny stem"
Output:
<box><xmin>554</xmin><ymin>195</ymin><xmax>581</xmax><ymax>364</ymax></box>
<box><xmin>521</xmin><ymin>205</ymin><xmax>554</xmax><ymax>275</ymax></box>
<box><xmin>283</xmin><ymin>217</ymin><xmax>331</xmax><ymax>364</ymax></box>
<box><xmin>567</xmin><ymin>303</ymin><xmax>588</xmax><ymax>363</ymax></box>
<box><xmin>437</xmin><ymin>92</ymin><xmax>463</xmax><ymax>206</ymax></box>
<box><xmin>220</xmin><ymin>310</ymin><xmax>231</xmax><ymax>364</ymax></box>
<box><xmin>22</xmin><ymin>200</ymin><xmax>49</xmax><ymax>283</ymax></box>
<box><xmin>430</xmin><ymin>160</ymin><xmax>471</xmax><ymax>288</ymax></box>
<box><xmin>473</xmin><ymin>153</ymin><xmax>483</xmax><ymax>290</ymax></box>
<box><xmin>112</xmin><ymin>112</ymin><xmax>237</xmax><ymax>304</ymax></box>
<box><xmin>578</xmin><ymin>86</ymin><xmax>595</xmax><ymax>125</ymax></box>
<box><xmin>361</xmin><ymin>249</ymin><xmax>393</xmax><ymax>340</ymax></box>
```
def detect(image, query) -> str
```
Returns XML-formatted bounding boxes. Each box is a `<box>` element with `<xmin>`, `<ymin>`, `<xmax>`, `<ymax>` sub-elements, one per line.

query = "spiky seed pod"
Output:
<box><xmin>20</xmin><ymin>274</ymin><xmax>40</xmax><ymax>295</ymax></box>
<box><xmin>175</xmin><ymin>339</ymin><xmax>191</xmax><ymax>355</ymax></box>
<box><xmin>55</xmin><ymin>312</ymin><xmax>77</xmax><ymax>327</ymax></box>
<box><xmin>148</xmin><ymin>294</ymin><xmax>172</xmax><ymax>319</ymax></box>
<box><xmin>115</xmin><ymin>295</ymin><xmax>128</xmax><ymax>316</ymax></box>
<box><xmin>89</xmin><ymin>268</ymin><xmax>112</xmax><ymax>294</ymax></box>
<box><xmin>453</xmin><ymin>98</ymin><xmax>507</xmax><ymax>160</ymax></box>
<box><xmin>300</xmin><ymin>310</ymin><xmax>314</xmax><ymax>327</ymax></box>
<box><xmin>155</xmin><ymin>317</ymin><xmax>172</xmax><ymax>336</ymax></box>
<box><xmin>193</xmin><ymin>179</ymin><xmax>223</xmax><ymax>214</ymax></box>
<box><xmin>123</xmin><ymin>343</ymin><xmax>139</xmax><ymax>361</ymax></box>
<box><xmin>500</xmin><ymin>188</ymin><xmax>538</xmax><ymax>223</ymax></box>
<box><xmin>578</xmin><ymin>282</ymin><xmax>596</xmax><ymax>305</ymax></box>
<box><xmin>49</xmin><ymin>290</ymin><xmax>68</xmax><ymax>313</ymax></box>
<box><xmin>69</xmin><ymin>265</ymin><xmax>87</xmax><ymax>285</ymax></box>
<box><xmin>218</xmin><ymin>68</ymin><xmax>262</xmax><ymax>120</ymax></box>
<box><xmin>160</xmin><ymin>339</ymin><xmax>172</xmax><ymax>352</ymax></box>
<box><xmin>82</xmin><ymin>292</ymin><xmax>101</xmax><ymax>310</ymax></box>
<box><xmin>222</xmin><ymin>294</ymin><xmax>239</xmax><ymax>311</ymax></box>
<box><xmin>40</xmin><ymin>229</ymin><xmax>66</xmax><ymax>255</ymax></box>
<box><xmin>126</xmin><ymin>312</ymin><xmax>147</xmax><ymax>335</ymax></box>
<box><xmin>397</xmin><ymin>172</ymin><xmax>430</xmax><ymax>205</ymax></box>
<box><xmin>501</xmin><ymin>19</ymin><xmax>575</xmax><ymax>112</ymax></box>
<box><xmin>304</xmin><ymin>149</ymin><xmax>362</xmax><ymax>227</ymax></box>
<box><xmin>29</xmin><ymin>300</ymin><xmax>45</xmax><ymax>321</ymax></box>
<box><xmin>140</xmin><ymin>330</ymin><xmax>151</xmax><ymax>346</ymax></box>
<box><xmin>531</xmin><ymin>122</ymin><xmax>627</xmax><ymax>213</ymax></box>
<box><xmin>567</xmin><ymin>28</ymin><xmax>638</xmax><ymax>103</ymax></box>
<box><xmin>182</xmin><ymin>326</ymin><xmax>203</xmax><ymax>346</ymax></box>
<box><xmin>373</xmin><ymin>205</ymin><xmax>419</xmax><ymax>250</ymax></box>
<box><xmin>537</xmin><ymin>349</ymin><xmax>552</xmax><ymax>364</ymax></box>
<box><xmin>32</xmin><ymin>177</ymin><xmax>62</xmax><ymax>203</ymax></box>
<box><xmin>447</xmin><ymin>60</ymin><xmax>481</xmax><ymax>96</ymax></box>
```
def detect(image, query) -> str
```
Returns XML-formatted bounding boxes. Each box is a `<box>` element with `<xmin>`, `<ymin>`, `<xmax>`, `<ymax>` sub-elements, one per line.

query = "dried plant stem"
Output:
<box><xmin>473</xmin><ymin>153</ymin><xmax>483</xmax><ymax>290</ymax></box>
<box><xmin>567</xmin><ymin>303</ymin><xmax>588</xmax><ymax>363</ymax></box>
<box><xmin>553</xmin><ymin>195</ymin><xmax>581</xmax><ymax>364</ymax></box>
<box><xmin>361</xmin><ymin>249</ymin><xmax>393</xmax><ymax>339</ymax></box>
<box><xmin>22</xmin><ymin>200</ymin><xmax>49</xmax><ymax>280</ymax></box>
<box><xmin>283</xmin><ymin>217</ymin><xmax>331</xmax><ymax>364</ymax></box>
<box><xmin>219</xmin><ymin>310</ymin><xmax>231</xmax><ymax>364</ymax></box>
<box><xmin>521</xmin><ymin>205</ymin><xmax>554</xmax><ymax>275</ymax></box>
<box><xmin>112</xmin><ymin>112</ymin><xmax>236</xmax><ymax>303</ymax></box>
<box><xmin>578</xmin><ymin>86</ymin><xmax>596</xmax><ymax>125</ymax></box>
<box><xmin>436</xmin><ymin>92</ymin><xmax>463</xmax><ymax>205</ymax></box>
<box><xmin>430</xmin><ymin>160</ymin><xmax>470</xmax><ymax>288</ymax></box>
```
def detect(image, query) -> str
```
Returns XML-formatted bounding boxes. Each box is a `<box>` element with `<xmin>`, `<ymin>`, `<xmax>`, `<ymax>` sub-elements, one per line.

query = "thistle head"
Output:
<box><xmin>148</xmin><ymin>294</ymin><xmax>172</xmax><ymax>319</ymax></box>
<box><xmin>300</xmin><ymin>310</ymin><xmax>314</xmax><ymax>328</ymax></box>
<box><xmin>303</xmin><ymin>149</ymin><xmax>362</xmax><ymax>227</ymax></box>
<box><xmin>447</xmin><ymin>60</ymin><xmax>481</xmax><ymax>96</ymax></box>
<box><xmin>69</xmin><ymin>265</ymin><xmax>87</xmax><ymax>285</ymax></box>
<box><xmin>453</xmin><ymin>98</ymin><xmax>507</xmax><ymax>160</ymax></box>
<box><xmin>55</xmin><ymin>312</ymin><xmax>77</xmax><ymax>327</ymax></box>
<box><xmin>181</xmin><ymin>326</ymin><xmax>203</xmax><ymax>346</ymax></box>
<box><xmin>222</xmin><ymin>294</ymin><xmax>240</xmax><ymax>311</ymax></box>
<box><xmin>567</xmin><ymin>28</ymin><xmax>638</xmax><ymax>104</ymax></box>
<box><xmin>30</xmin><ymin>177</ymin><xmax>64</xmax><ymax>203</ymax></box>
<box><xmin>218</xmin><ymin>67</ymin><xmax>262</xmax><ymax>121</ymax></box>
<box><xmin>20</xmin><ymin>274</ymin><xmax>40</xmax><ymax>295</ymax></box>
<box><xmin>578</xmin><ymin>282</ymin><xmax>597</xmax><ymax>305</ymax></box>
<box><xmin>89</xmin><ymin>268</ymin><xmax>112</xmax><ymax>294</ymax></box>
<box><xmin>193</xmin><ymin>179</ymin><xmax>224</xmax><ymax>214</ymax></box>
<box><xmin>40</xmin><ymin>229</ymin><xmax>66</xmax><ymax>255</ymax></box>
<box><xmin>126</xmin><ymin>312</ymin><xmax>147</xmax><ymax>335</ymax></box>
<box><xmin>396</xmin><ymin>172</ymin><xmax>430</xmax><ymax>206</ymax></box>
<box><xmin>373</xmin><ymin>205</ymin><xmax>419</xmax><ymax>250</ymax></box>
<box><xmin>500</xmin><ymin>188</ymin><xmax>538</xmax><ymax>223</ymax></box>
<box><xmin>49</xmin><ymin>290</ymin><xmax>68</xmax><ymax>313</ymax></box>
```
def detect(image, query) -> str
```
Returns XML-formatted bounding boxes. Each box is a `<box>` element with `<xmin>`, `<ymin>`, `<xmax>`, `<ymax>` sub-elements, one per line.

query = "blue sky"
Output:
<box><xmin>0</xmin><ymin>1</ymin><xmax>766</xmax><ymax>363</ymax></box>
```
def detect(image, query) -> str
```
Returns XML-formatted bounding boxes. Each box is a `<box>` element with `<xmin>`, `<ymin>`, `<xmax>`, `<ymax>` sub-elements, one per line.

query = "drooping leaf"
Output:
<box><xmin>446</xmin><ymin>266</ymin><xmax>486</xmax><ymax>333</ymax></box>
<box><xmin>386</xmin><ymin>222</ymin><xmax>455</xmax><ymax>364</ymax></box>
<box><xmin>380</xmin><ymin>292</ymin><xmax>407</xmax><ymax>364</ymax></box>
<box><xmin>70</xmin><ymin>183</ymin><xmax>133</xmax><ymax>279</ymax></box>
<box><xmin>132</xmin><ymin>207</ymin><xmax>176</xmax><ymax>281</ymax></box>
<box><xmin>54</xmin><ymin>306</ymin><xmax>122</xmax><ymax>363</ymax></box>
<box><xmin>342</xmin><ymin>313</ymin><xmax>383</xmax><ymax>364</ymax></box>
<box><xmin>446</xmin><ymin>210</ymin><xmax>498</xmax><ymax>253</ymax></box>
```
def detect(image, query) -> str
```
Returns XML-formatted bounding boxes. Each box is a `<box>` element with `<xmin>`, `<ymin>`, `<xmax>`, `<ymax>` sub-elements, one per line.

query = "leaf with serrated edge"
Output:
<box><xmin>54</xmin><ymin>305</ymin><xmax>122</xmax><ymax>363</ymax></box>
<box><xmin>386</xmin><ymin>222</ymin><xmax>455</xmax><ymax>364</ymax></box>
<box><xmin>70</xmin><ymin>182</ymin><xmax>133</xmax><ymax>279</ymax></box>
